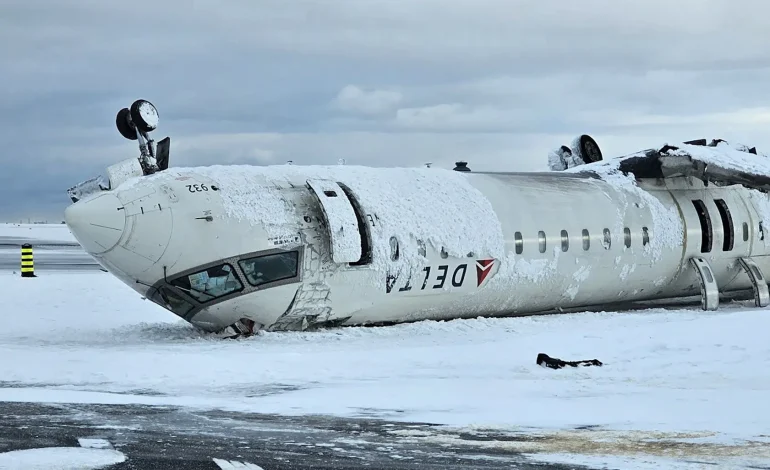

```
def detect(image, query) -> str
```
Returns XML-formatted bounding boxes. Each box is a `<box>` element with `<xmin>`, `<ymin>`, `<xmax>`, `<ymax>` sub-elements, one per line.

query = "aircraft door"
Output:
<box><xmin>306</xmin><ymin>179</ymin><xmax>365</xmax><ymax>264</ymax></box>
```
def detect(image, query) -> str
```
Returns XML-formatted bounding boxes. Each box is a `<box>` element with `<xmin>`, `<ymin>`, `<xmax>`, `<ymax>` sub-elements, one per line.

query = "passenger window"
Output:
<box><xmin>417</xmin><ymin>239</ymin><xmax>426</xmax><ymax>258</ymax></box>
<box><xmin>538</xmin><ymin>231</ymin><xmax>546</xmax><ymax>253</ymax></box>
<box><xmin>515</xmin><ymin>232</ymin><xmax>523</xmax><ymax>255</ymax></box>
<box><xmin>602</xmin><ymin>229</ymin><xmax>611</xmax><ymax>249</ymax></box>
<box><xmin>238</xmin><ymin>251</ymin><xmax>299</xmax><ymax>287</ymax></box>
<box><xmin>170</xmin><ymin>263</ymin><xmax>243</xmax><ymax>302</ymax></box>
<box><xmin>440</xmin><ymin>247</ymin><xmax>449</xmax><ymax>259</ymax></box>
<box><xmin>642</xmin><ymin>227</ymin><xmax>650</xmax><ymax>246</ymax></box>
<box><xmin>582</xmin><ymin>229</ymin><xmax>590</xmax><ymax>250</ymax></box>
<box><xmin>560</xmin><ymin>230</ymin><xmax>569</xmax><ymax>252</ymax></box>
<box><xmin>743</xmin><ymin>222</ymin><xmax>749</xmax><ymax>242</ymax></box>
<box><xmin>624</xmin><ymin>227</ymin><xmax>631</xmax><ymax>248</ymax></box>
<box><xmin>389</xmin><ymin>236</ymin><xmax>400</xmax><ymax>261</ymax></box>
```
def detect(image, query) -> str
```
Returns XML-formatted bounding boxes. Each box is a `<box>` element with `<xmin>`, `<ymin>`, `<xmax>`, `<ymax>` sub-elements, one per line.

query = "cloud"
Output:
<box><xmin>333</xmin><ymin>85</ymin><xmax>403</xmax><ymax>115</ymax></box>
<box><xmin>1</xmin><ymin>0</ymin><xmax>769</xmax><ymax>221</ymax></box>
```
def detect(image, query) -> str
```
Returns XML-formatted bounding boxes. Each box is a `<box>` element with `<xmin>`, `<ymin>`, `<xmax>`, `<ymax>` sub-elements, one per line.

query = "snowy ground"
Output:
<box><xmin>0</xmin><ymin>446</ymin><xmax>126</xmax><ymax>470</ymax></box>
<box><xmin>1</xmin><ymin>267</ymin><xmax>769</xmax><ymax>469</ymax></box>
<box><xmin>0</xmin><ymin>223</ymin><xmax>76</xmax><ymax>243</ymax></box>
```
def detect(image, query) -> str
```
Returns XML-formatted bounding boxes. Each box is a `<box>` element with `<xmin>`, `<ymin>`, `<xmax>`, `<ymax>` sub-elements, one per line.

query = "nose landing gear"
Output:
<box><xmin>115</xmin><ymin>99</ymin><xmax>171</xmax><ymax>175</ymax></box>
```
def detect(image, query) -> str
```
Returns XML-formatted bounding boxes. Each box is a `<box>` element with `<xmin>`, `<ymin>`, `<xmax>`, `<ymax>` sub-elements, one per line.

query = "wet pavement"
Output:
<box><xmin>0</xmin><ymin>401</ymin><xmax>588</xmax><ymax>469</ymax></box>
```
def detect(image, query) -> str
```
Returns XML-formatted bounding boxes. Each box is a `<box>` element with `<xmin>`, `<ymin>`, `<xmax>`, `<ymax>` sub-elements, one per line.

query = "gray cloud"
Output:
<box><xmin>1</xmin><ymin>0</ymin><xmax>769</xmax><ymax>221</ymax></box>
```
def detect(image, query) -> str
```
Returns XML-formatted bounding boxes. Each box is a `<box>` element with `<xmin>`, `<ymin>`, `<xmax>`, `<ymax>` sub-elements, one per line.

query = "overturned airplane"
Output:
<box><xmin>65</xmin><ymin>100</ymin><xmax>770</xmax><ymax>337</ymax></box>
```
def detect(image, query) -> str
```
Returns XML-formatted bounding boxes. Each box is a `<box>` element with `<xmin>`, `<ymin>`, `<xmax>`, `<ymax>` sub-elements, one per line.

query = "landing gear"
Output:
<box><xmin>114</xmin><ymin>99</ymin><xmax>168</xmax><ymax>176</ymax></box>
<box><xmin>548</xmin><ymin>135</ymin><xmax>604</xmax><ymax>171</ymax></box>
<box><xmin>130</xmin><ymin>99</ymin><xmax>159</xmax><ymax>133</ymax></box>
<box><xmin>115</xmin><ymin>108</ymin><xmax>137</xmax><ymax>141</ymax></box>
<box><xmin>115</xmin><ymin>99</ymin><xmax>159</xmax><ymax>142</ymax></box>
<box><xmin>571</xmin><ymin>134</ymin><xmax>603</xmax><ymax>164</ymax></box>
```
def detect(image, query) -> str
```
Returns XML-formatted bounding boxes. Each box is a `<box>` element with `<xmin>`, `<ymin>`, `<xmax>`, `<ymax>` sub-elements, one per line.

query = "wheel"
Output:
<box><xmin>116</xmin><ymin>108</ymin><xmax>137</xmax><ymax>141</ymax></box>
<box><xmin>129</xmin><ymin>99</ymin><xmax>159</xmax><ymax>133</ymax></box>
<box><xmin>571</xmin><ymin>134</ymin><xmax>603</xmax><ymax>164</ymax></box>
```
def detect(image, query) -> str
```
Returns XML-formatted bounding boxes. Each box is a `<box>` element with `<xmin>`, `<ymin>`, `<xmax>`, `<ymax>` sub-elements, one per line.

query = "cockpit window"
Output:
<box><xmin>170</xmin><ymin>263</ymin><xmax>243</xmax><ymax>303</ymax></box>
<box><xmin>238</xmin><ymin>251</ymin><xmax>299</xmax><ymax>287</ymax></box>
<box><xmin>152</xmin><ymin>285</ymin><xmax>194</xmax><ymax>316</ymax></box>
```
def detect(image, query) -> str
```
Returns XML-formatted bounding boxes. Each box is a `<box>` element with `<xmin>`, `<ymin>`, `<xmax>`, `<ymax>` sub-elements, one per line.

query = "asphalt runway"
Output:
<box><xmin>0</xmin><ymin>235</ymin><xmax>80</xmax><ymax>248</ymax></box>
<box><xmin>0</xmin><ymin>401</ymin><xmax>587</xmax><ymax>470</ymax></box>
<box><xmin>0</xmin><ymin>236</ymin><xmax>100</xmax><ymax>271</ymax></box>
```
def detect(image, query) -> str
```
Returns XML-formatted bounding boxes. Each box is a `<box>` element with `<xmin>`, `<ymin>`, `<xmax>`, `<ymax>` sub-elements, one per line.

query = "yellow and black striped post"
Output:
<box><xmin>20</xmin><ymin>243</ymin><xmax>36</xmax><ymax>278</ymax></box>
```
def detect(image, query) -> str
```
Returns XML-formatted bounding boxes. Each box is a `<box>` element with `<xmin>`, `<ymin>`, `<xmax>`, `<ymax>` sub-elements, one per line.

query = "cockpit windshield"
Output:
<box><xmin>170</xmin><ymin>263</ymin><xmax>243</xmax><ymax>303</ymax></box>
<box><xmin>152</xmin><ymin>285</ymin><xmax>195</xmax><ymax>316</ymax></box>
<box><xmin>238</xmin><ymin>251</ymin><xmax>298</xmax><ymax>287</ymax></box>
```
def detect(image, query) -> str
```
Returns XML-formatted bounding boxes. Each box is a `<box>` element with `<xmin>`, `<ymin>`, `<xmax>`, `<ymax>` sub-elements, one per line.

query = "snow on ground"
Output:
<box><xmin>0</xmin><ymin>447</ymin><xmax>126</xmax><ymax>470</ymax></box>
<box><xmin>1</xmin><ymin>271</ymin><xmax>769</xmax><ymax>468</ymax></box>
<box><xmin>0</xmin><ymin>223</ymin><xmax>76</xmax><ymax>243</ymax></box>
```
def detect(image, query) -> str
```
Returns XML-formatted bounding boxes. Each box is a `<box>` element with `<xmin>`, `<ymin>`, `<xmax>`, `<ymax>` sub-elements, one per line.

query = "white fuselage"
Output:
<box><xmin>64</xmin><ymin>164</ymin><xmax>770</xmax><ymax>332</ymax></box>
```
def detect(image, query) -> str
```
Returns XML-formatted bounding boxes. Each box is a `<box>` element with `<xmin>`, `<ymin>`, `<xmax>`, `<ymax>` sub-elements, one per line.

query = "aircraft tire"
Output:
<box><xmin>573</xmin><ymin>134</ymin><xmax>603</xmax><ymax>164</ymax></box>
<box><xmin>115</xmin><ymin>107</ymin><xmax>137</xmax><ymax>141</ymax></box>
<box><xmin>129</xmin><ymin>99</ymin><xmax>159</xmax><ymax>133</ymax></box>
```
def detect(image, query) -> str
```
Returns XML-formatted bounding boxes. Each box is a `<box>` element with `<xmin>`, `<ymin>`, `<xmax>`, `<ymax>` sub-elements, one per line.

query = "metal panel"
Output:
<box><xmin>306</xmin><ymin>179</ymin><xmax>362</xmax><ymax>264</ymax></box>
<box><xmin>123</xmin><ymin>208</ymin><xmax>173</xmax><ymax>266</ymax></box>
<box><xmin>106</xmin><ymin>158</ymin><xmax>144</xmax><ymax>189</ymax></box>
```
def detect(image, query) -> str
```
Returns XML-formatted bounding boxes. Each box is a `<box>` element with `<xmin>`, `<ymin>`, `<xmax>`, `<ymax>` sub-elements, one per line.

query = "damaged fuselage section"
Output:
<box><xmin>551</xmin><ymin>136</ymin><xmax>770</xmax><ymax>192</ymax></box>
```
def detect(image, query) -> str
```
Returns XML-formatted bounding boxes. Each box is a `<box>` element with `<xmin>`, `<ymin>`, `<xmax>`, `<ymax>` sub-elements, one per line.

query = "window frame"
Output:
<box><xmin>151</xmin><ymin>285</ymin><xmax>196</xmax><ymax>317</ymax></box>
<box><xmin>560</xmin><ymin>230</ymin><xmax>569</xmax><ymax>252</ymax></box>
<box><xmin>238</xmin><ymin>250</ymin><xmax>300</xmax><ymax>288</ymax></box>
<box><xmin>152</xmin><ymin>247</ymin><xmax>304</xmax><ymax>320</ymax></box>
<box><xmin>581</xmin><ymin>229</ymin><xmax>590</xmax><ymax>251</ymax></box>
<box><xmin>169</xmin><ymin>262</ymin><xmax>245</xmax><ymax>304</ymax></box>
<box><xmin>602</xmin><ymin>228</ymin><xmax>612</xmax><ymax>249</ymax></box>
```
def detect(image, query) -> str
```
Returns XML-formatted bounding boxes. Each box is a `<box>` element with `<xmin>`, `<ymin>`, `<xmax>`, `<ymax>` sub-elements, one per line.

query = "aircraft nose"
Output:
<box><xmin>64</xmin><ymin>193</ymin><xmax>126</xmax><ymax>254</ymax></box>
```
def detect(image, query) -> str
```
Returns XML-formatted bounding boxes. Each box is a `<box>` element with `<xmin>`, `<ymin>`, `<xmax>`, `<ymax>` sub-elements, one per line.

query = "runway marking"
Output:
<box><xmin>78</xmin><ymin>438</ymin><xmax>114</xmax><ymax>450</ymax></box>
<box><xmin>213</xmin><ymin>458</ymin><xmax>265</xmax><ymax>469</ymax></box>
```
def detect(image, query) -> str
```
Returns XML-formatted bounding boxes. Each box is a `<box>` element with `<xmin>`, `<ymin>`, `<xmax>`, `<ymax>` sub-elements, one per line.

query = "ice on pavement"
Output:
<box><xmin>0</xmin><ymin>447</ymin><xmax>126</xmax><ymax>469</ymax></box>
<box><xmin>1</xmin><ymin>271</ymin><xmax>769</xmax><ymax>468</ymax></box>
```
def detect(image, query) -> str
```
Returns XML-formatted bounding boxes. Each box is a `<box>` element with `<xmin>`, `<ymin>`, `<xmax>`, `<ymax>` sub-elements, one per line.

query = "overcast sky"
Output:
<box><xmin>2</xmin><ymin>0</ymin><xmax>769</xmax><ymax>221</ymax></box>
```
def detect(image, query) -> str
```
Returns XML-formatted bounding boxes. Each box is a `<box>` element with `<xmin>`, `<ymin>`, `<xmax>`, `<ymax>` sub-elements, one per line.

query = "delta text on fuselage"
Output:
<box><xmin>64</xmin><ymin>100</ymin><xmax>770</xmax><ymax>337</ymax></box>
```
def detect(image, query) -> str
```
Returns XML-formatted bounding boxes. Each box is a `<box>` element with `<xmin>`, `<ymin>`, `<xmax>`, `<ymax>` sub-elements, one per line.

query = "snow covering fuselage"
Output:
<box><xmin>64</xmin><ymin>148</ymin><xmax>770</xmax><ymax>333</ymax></box>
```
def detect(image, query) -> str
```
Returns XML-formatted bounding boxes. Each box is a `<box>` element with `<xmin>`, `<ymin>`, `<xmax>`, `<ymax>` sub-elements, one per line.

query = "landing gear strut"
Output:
<box><xmin>115</xmin><ymin>99</ymin><xmax>163</xmax><ymax>175</ymax></box>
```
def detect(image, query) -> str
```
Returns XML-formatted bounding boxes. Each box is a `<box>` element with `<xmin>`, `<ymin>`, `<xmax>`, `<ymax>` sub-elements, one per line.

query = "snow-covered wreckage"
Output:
<box><xmin>61</xmin><ymin>98</ymin><xmax>770</xmax><ymax>336</ymax></box>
